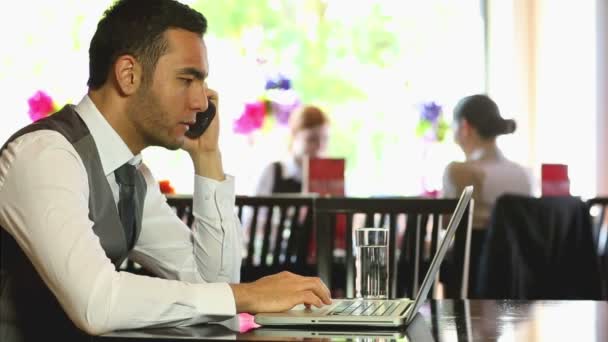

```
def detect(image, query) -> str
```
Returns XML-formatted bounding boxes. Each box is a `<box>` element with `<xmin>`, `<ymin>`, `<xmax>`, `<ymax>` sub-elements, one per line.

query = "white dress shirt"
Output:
<box><xmin>254</xmin><ymin>156</ymin><xmax>301</xmax><ymax>195</ymax></box>
<box><xmin>0</xmin><ymin>95</ymin><xmax>243</xmax><ymax>334</ymax></box>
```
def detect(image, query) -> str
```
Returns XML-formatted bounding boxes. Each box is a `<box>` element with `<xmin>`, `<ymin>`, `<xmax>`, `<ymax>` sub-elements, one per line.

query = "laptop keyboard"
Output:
<box><xmin>327</xmin><ymin>300</ymin><xmax>404</xmax><ymax>317</ymax></box>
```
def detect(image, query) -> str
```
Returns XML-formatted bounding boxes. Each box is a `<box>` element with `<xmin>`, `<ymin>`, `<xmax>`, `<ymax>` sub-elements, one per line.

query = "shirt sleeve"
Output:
<box><xmin>254</xmin><ymin>162</ymin><xmax>275</xmax><ymax>195</ymax></box>
<box><xmin>130</xmin><ymin>164</ymin><xmax>243</xmax><ymax>284</ymax></box>
<box><xmin>0</xmin><ymin>131</ymin><xmax>237</xmax><ymax>335</ymax></box>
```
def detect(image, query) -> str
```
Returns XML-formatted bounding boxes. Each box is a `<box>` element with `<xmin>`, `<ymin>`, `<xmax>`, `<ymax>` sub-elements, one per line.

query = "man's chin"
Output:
<box><xmin>168</xmin><ymin>140</ymin><xmax>186</xmax><ymax>151</ymax></box>
<box><xmin>157</xmin><ymin>137</ymin><xmax>185</xmax><ymax>151</ymax></box>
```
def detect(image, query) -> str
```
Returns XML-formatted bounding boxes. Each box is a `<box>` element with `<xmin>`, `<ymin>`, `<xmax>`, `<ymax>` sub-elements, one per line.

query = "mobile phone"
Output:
<box><xmin>185</xmin><ymin>101</ymin><xmax>216</xmax><ymax>139</ymax></box>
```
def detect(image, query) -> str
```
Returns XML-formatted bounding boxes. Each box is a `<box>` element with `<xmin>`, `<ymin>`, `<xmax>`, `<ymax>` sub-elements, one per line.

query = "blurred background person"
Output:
<box><xmin>255</xmin><ymin>105</ymin><xmax>330</xmax><ymax>195</ymax></box>
<box><xmin>442</xmin><ymin>94</ymin><xmax>533</xmax><ymax>296</ymax></box>
<box><xmin>252</xmin><ymin>105</ymin><xmax>333</xmax><ymax>288</ymax></box>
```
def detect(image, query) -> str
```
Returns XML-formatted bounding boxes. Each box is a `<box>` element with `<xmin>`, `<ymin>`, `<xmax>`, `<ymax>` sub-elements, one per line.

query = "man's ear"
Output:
<box><xmin>114</xmin><ymin>55</ymin><xmax>142</xmax><ymax>96</ymax></box>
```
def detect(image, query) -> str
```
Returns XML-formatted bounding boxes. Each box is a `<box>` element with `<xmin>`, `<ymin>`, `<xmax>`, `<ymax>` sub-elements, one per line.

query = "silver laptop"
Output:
<box><xmin>254</xmin><ymin>185</ymin><xmax>473</xmax><ymax>328</ymax></box>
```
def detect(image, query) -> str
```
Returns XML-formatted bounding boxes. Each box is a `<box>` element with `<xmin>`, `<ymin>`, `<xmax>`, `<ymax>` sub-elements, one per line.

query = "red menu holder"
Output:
<box><xmin>303</xmin><ymin>157</ymin><xmax>347</xmax><ymax>266</ymax></box>
<box><xmin>541</xmin><ymin>163</ymin><xmax>570</xmax><ymax>196</ymax></box>
<box><xmin>302</xmin><ymin>157</ymin><xmax>346</xmax><ymax>197</ymax></box>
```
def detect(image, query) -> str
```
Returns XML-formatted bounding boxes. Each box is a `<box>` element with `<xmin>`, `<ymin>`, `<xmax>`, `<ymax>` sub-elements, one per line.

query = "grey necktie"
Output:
<box><xmin>114</xmin><ymin>163</ymin><xmax>137</xmax><ymax>250</ymax></box>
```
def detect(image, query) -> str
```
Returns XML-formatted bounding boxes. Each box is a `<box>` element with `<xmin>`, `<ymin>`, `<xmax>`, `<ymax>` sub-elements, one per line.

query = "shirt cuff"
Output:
<box><xmin>191</xmin><ymin>282</ymin><xmax>237</xmax><ymax>317</ymax></box>
<box><xmin>193</xmin><ymin>174</ymin><xmax>236</xmax><ymax>224</ymax></box>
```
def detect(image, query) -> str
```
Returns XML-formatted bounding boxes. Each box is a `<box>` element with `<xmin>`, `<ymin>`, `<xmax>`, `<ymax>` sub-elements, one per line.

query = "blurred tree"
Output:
<box><xmin>191</xmin><ymin>0</ymin><xmax>397</xmax><ymax>104</ymax></box>
<box><xmin>191</xmin><ymin>0</ymin><xmax>401</xmax><ymax>165</ymax></box>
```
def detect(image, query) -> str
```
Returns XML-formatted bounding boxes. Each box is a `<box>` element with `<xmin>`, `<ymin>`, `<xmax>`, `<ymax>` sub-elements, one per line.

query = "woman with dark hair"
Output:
<box><xmin>442</xmin><ymin>94</ymin><xmax>532</xmax><ymax>295</ymax></box>
<box><xmin>255</xmin><ymin>105</ymin><xmax>330</xmax><ymax>195</ymax></box>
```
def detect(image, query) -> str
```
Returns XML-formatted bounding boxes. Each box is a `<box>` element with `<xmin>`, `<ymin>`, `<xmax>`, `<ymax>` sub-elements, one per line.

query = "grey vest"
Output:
<box><xmin>0</xmin><ymin>105</ymin><xmax>147</xmax><ymax>341</ymax></box>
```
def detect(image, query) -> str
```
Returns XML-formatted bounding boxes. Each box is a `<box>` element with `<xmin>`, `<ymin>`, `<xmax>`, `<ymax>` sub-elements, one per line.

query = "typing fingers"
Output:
<box><xmin>300</xmin><ymin>290</ymin><xmax>324</xmax><ymax>308</ymax></box>
<box><xmin>298</xmin><ymin>277</ymin><xmax>332</xmax><ymax>305</ymax></box>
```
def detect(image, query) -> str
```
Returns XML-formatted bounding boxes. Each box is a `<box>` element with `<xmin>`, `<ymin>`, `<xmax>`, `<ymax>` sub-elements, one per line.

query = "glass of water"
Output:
<box><xmin>354</xmin><ymin>227</ymin><xmax>389</xmax><ymax>299</ymax></box>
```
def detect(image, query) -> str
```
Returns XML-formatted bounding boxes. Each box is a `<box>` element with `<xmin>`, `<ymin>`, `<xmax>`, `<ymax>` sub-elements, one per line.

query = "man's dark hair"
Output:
<box><xmin>87</xmin><ymin>0</ymin><xmax>207</xmax><ymax>89</ymax></box>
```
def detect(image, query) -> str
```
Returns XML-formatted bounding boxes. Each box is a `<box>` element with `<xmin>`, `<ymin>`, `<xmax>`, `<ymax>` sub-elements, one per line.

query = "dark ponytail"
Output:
<box><xmin>501</xmin><ymin>119</ymin><xmax>517</xmax><ymax>135</ymax></box>
<box><xmin>453</xmin><ymin>94</ymin><xmax>517</xmax><ymax>139</ymax></box>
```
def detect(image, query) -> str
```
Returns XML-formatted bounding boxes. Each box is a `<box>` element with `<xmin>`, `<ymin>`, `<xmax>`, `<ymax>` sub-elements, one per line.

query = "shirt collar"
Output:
<box><xmin>74</xmin><ymin>95</ymin><xmax>141</xmax><ymax>176</ymax></box>
<box><xmin>284</xmin><ymin>156</ymin><xmax>302</xmax><ymax>180</ymax></box>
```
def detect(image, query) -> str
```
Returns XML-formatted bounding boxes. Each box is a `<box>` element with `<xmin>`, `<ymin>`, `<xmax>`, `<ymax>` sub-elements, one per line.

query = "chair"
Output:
<box><xmin>587</xmin><ymin>197</ymin><xmax>608</xmax><ymax>299</ymax></box>
<box><xmin>235</xmin><ymin>195</ymin><xmax>316</xmax><ymax>282</ymax></box>
<box><xmin>165</xmin><ymin>195</ymin><xmax>316</xmax><ymax>282</ymax></box>
<box><xmin>477</xmin><ymin>194</ymin><xmax>603</xmax><ymax>299</ymax></box>
<box><xmin>313</xmin><ymin>197</ymin><xmax>473</xmax><ymax>299</ymax></box>
<box><xmin>166</xmin><ymin>194</ymin><xmax>196</xmax><ymax>227</ymax></box>
<box><xmin>167</xmin><ymin>195</ymin><xmax>316</xmax><ymax>282</ymax></box>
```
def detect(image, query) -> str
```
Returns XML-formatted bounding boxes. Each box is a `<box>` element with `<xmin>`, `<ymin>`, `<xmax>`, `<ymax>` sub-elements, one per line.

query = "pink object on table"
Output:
<box><xmin>238</xmin><ymin>313</ymin><xmax>260</xmax><ymax>333</ymax></box>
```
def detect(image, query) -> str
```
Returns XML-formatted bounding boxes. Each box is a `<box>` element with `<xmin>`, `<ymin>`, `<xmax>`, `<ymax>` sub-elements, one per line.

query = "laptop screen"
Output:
<box><xmin>405</xmin><ymin>185</ymin><xmax>473</xmax><ymax>324</ymax></box>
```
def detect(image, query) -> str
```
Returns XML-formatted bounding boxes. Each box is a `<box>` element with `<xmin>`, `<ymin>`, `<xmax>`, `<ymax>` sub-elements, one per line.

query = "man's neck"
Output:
<box><xmin>88</xmin><ymin>89</ymin><xmax>144</xmax><ymax>155</ymax></box>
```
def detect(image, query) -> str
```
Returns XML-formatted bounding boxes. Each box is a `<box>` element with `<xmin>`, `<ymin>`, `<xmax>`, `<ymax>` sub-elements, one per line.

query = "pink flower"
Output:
<box><xmin>233</xmin><ymin>101</ymin><xmax>266</xmax><ymax>134</ymax></box>
<box><xmin>28</xmin><ymin>90</ymin><xmax>57</xmax><ymax>122</ymax></box>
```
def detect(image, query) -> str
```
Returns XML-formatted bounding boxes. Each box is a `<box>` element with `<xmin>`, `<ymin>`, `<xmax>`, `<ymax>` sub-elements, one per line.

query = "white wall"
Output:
<box><xmin>487</xmin><ymin>0</ymin><xmax>598</xmax><ymax>198</ymax></box>
<box><xmin>597</xmin><ymin>0</ymin><xmax>608</xmax><ymax>196</ymax></box>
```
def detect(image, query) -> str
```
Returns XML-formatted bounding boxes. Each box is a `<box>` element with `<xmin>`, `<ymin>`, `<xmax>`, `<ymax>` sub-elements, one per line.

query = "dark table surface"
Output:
<box><xmin>95</xmin><ymin>299</ymin><xmax>608</xmax><ymax>341</ymax></box>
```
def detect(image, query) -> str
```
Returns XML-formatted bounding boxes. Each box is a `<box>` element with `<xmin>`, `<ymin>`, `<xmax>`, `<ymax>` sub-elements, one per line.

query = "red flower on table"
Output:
<box><xmin>159</xmin><ymin>180</ymin><xmax>175</xmax><ymax>194</ymax></box>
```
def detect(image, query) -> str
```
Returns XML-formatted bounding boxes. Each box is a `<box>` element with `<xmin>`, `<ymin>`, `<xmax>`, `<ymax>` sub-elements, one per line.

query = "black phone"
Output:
<box><xmin>185</xmin><ymin>101</ymin><xmax>216</xmax><ymax>139</ymax></box>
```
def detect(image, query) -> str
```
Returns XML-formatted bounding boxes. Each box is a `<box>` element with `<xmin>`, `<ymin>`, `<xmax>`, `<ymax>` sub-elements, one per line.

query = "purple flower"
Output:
<box><xmin>420</xmin><ymin>102</ymin><xmax>442</xmax><ymax>123</ymax></box>
<box><xmin>241</xmin><ymin>71</ymin><xmax>299</xmax><ymax>134</ymax></box>
<box><xmin>233</xmin><ymin>101</ymin><xmax>266</xmax><ymax>134</ymax></box>
<box><xmin>264</xmin><ymin>79</ymin><xmax>278</xmax><ymax>90</ymax></box>
<box><xmin>28</xmin><ymin>90</ymin><xmax>57</xmax><ymax>122</ymax></box>
<box><xmin>264</xmin><ymin>74</ymin><xmax>292</xmax><ymax>90</ymax></box>
<box><xmin>277</xmin><ymin>76</ymin><xmax>291</xmax><ymax>90</ymax></box>
<box><xmin>266</xmin><ymin>89</ymin><xmax>300</xmax><ymax>125</ymax></box>
<box><xmin>272</xmin><ymin>100</ymin><xmax>300</xmax><ymax>125</ymax></box>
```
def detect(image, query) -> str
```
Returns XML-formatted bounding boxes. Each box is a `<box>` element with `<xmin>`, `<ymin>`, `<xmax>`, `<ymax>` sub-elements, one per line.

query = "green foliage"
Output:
<box><xmin>416</xmin><ymin>120</ymin><xmax>432</xmax><ymax>137</ymax></box>
<box><xmin>436</xmin><ymin>120</ymin><xmax>450</xmax><ymax>142</ymax></box>
<box><xmin>328</xmin><ymin>118</ymin><xmax>362</xmax><ymax>168</ymax></box>
<box><xmin>191</xmin><ymin>0</ymin><xmax>397</xmax><ymax>105</ymax></box>
<box><xmin>190</xmin><ymin>0</ymin><xmax>406</xmax><ymax>173</ymax></box>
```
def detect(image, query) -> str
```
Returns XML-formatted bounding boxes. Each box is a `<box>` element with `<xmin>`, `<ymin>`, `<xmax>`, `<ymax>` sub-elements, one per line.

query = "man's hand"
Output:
<box><xmin>182</xmin><ymin>88</ymin><xmax>224</xmax><ymax>181</ymax></box>
<box><xmin>229</xmin><ymin>271</ymin><xmax>333</xmax><ymax>314</ymax></box>
<box><xmin>182</xmin><ymin>88</ymin><xmax>220</xmax><ymax>154</ymax></box>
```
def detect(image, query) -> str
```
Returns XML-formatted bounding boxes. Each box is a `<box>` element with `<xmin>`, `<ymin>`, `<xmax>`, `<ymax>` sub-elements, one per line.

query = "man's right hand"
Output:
<box><xmin>229</xmin><ymin>271</ymin><xmax>332</xmax><ymax>314</ymax></box>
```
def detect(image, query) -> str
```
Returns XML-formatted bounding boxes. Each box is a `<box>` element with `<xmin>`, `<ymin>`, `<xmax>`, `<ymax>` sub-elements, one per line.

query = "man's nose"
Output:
<box><xmin>191</xmin><ymin>86</ymin><xmax>208</xmax><ymax>112</ymax></box>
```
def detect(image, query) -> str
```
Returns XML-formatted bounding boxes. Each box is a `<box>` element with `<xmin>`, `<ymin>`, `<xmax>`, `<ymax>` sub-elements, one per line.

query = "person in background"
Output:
<box><xmin>442</xmin><ymin>94</ymin><xmax>532</xmax><ymax>296</ymax></box>
<box><xmin>255</xmin><ymin>105</ymin><xmax>330</xmax><ymax>195</ymax></box>
<box><xmin>0</xmin><ymin>1</ymin><xmax>330</xmax><ymax>340</ymax></box>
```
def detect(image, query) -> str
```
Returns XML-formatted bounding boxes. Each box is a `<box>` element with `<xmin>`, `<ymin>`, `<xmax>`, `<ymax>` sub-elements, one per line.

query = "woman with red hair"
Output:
<box><xmin>255</xmin><ymin>105</ymin><xmax>330</xmax><ymax>195</ymax></box>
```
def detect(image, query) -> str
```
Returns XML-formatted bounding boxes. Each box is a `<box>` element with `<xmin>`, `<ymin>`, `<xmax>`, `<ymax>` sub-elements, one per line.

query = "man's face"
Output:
<box><xmin>127</xmin><ymin>28</ymin><xmax>209</xmax><ymax>150</ymax></box>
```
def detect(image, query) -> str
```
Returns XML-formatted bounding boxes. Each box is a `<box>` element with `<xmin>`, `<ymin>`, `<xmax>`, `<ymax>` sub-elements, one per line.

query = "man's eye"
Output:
<box><xmin>180</xmin><ymin>78</ymin><xmax>194</xmax><ymax>85</ymax></box>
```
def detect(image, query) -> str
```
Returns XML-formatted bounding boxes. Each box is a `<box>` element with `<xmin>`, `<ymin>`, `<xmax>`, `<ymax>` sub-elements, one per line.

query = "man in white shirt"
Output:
<box><xmin>0</xmin><ymin>0</ymin><xmax>331</xmax><ymax>340</ymax></box>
